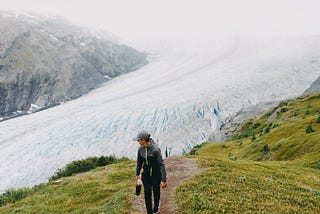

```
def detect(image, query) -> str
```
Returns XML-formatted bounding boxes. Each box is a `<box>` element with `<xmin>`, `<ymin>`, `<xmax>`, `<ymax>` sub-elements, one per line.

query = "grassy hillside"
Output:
<box><xmin>231</xmin><ymin>94</ymin><xmax>320</xmax><ymax>165</ymax></box>
<box><xmin>1</xmin><ymin>94</ymin><xmax>320</xmax><ymax>213</ymax></box>
<box><xmin>0</xmin><ymin>161</ymin><xmax>137</xmax><ymax>213</ymax></box>
<box><xmin>176</xmin><ymin>94</ymin><xmax>320</xmax><ymax>213</ymax></box>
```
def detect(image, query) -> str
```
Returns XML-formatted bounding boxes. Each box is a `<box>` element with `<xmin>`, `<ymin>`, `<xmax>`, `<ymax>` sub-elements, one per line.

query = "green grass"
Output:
<box><xmin>230</xmin><ymin>94</ymin><xmax>320</xmax><ymax>163</ymax></box>
<box><xmin>0</xmin><ymin>161</ymin><xmax>136</xmax><ymax>213</ymax></box>
<box><xmin>177</xmin><ymin>143</ymin><xmax>320</xmax><ymax>213</ymax></box>
<box><xmin>176</xmin><ymin>94</ymin><xmax>320</xmax><ymax>213</ymax></box>
<box><xmin>0</xmin><ymin>156</ymin><xmax>129</xmax><ymax>208</ymax></box>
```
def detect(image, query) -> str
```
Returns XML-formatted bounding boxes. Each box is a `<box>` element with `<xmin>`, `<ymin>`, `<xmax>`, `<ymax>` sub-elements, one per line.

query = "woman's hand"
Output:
<box><xmin>160</xmin><ymin>181</ymin><xmax>167</xmax><ymax>188</ymax></box>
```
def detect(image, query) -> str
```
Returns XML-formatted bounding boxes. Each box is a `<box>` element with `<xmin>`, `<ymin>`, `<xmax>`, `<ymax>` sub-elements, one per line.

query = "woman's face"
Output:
<box><xmin>138</xmin><ymin>139</ymin><xmax>147</xmax><ymax>146</ymax></box>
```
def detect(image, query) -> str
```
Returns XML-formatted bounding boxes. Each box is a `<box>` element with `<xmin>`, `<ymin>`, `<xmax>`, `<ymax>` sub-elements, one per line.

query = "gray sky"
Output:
<box><xmin>1</xmin><ymin>0</ymin><xmax>320</xmax><ymax>38</ymax></box>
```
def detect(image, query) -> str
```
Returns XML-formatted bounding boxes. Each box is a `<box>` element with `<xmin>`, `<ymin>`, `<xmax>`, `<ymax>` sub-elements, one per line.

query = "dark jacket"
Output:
<box><xmin>136</xmin><ymin>140</ymin><xmax>167</xmax><ymax>183</ymax></box>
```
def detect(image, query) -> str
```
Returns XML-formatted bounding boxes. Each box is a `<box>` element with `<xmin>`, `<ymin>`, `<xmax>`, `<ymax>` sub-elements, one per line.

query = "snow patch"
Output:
<box><xmin>49</xmin><ymin>34</ymin><xmax>58</xmax><ymax>41</ymax></box>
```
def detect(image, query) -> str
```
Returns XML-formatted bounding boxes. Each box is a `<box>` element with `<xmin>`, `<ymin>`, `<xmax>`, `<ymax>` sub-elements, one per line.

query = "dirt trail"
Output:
<box><xmin>130</xmin><ymin>156</ymin><xmax>204</xmax><ymax>214</ymax></box>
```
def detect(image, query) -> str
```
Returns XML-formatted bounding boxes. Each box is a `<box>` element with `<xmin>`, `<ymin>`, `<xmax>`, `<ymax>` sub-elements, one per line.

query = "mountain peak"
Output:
<box><xmin>0</xmin><ymin>12</ymin><xmax>147</xmax><ymax>118</ymax></box>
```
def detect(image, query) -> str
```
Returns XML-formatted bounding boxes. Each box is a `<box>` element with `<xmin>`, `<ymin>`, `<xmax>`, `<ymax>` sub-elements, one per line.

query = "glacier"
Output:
<box><xmin>1</xmin><ymin>36</ymin><xmax>320</xmax><ymax>192</ymax></box>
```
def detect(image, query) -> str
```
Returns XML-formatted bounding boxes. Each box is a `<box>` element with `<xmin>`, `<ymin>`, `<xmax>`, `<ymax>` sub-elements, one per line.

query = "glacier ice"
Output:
<box><xmin>1</xmin><ymin>36</ymin><xmax>320</xmax><ymax>192</ymax></box>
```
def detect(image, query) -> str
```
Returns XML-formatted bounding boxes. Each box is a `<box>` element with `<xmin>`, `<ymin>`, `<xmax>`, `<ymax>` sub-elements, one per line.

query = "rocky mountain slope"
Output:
<box><xmin>214</xmin><ymin>66</ymin><xmax>320</xmax><ymax>142</ymax></box>
<box><xmin>0</xmin><ymin>12</ymin><xmax>147</xmax><ymax>118</ymax></box>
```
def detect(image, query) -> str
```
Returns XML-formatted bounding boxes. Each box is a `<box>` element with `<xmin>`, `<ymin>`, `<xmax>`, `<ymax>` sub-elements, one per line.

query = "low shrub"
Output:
<box><xmin>50</xmin><ymin>155</ymin><xmax>129</xmax><ymax>181</ymax></box>
<box><xmin>0</xmin><ymin>188</ymin><xmax>31</xmax><ymax>207</ymax></box>
<box><xmin>0</xmin><ymin>184</ymin><xmax>45</xmax><ymax>207</ymax></box>
<box><xmin>305</xmin><ymin>124</ymin><xmax>315</xmax><ymax>134</ymax></box>
<box><xmin>261</xmin><ymin>144</ymin><xmax>270</xmax><ymax>154</ymax></box>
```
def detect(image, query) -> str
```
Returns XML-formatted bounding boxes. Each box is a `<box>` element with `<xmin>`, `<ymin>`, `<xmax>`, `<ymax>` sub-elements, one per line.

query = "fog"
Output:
<box><xmin>1</xmin><ymin>0</ymin><xmax>320</xmax><ymax>40</ymax></box>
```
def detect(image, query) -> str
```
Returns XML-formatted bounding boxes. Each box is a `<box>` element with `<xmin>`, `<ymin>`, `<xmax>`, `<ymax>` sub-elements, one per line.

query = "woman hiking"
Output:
<box><xmin>134</xmin><ymin>130</ymin><xmax>167</xmax><ymax>214</ymax></box>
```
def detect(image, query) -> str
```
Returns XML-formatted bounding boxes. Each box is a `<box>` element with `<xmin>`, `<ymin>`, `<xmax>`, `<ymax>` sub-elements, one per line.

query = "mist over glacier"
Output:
<box><xmin>1</xmin><ymin>35</ymin><xmax>320</xmax><ymax>192</ymax></box>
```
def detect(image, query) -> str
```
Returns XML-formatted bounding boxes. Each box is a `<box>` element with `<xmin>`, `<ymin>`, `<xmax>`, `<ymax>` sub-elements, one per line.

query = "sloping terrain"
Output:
<box><xmin>304</xmin><ymin>75</ymin><xmax>320</xmax><ymax>95</ymax></box>
<box><xmin>0</xmin><ymin>161</ymin><xmax>135</xmax><ymax>213</ymax></box>
<box><xmin>176</xmin><ymin>93</ymin><xmax>320</xmax><ymax>213</ymax></box>
<box><xmin>0</xmin><ymin>155</ymin><xmax>202</xmax><ymax>213</ymax></box>
<box><xmin>1</xmin><ymin>35</ymin><xmax>320</xmax><ymax>192</ymax></box>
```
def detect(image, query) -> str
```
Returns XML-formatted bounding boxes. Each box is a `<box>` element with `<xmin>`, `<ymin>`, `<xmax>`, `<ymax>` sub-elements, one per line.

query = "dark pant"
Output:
<box><xmin>143</xmin><ymin>181</ymin><xmax>160</xmax><ymax>214</ymax></box>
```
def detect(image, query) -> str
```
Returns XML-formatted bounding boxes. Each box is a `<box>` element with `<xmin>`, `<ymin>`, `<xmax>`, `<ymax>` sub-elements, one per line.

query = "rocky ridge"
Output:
<box><xmin>303</xmin><ymin>75</ymin><xmax>320</xmax><ymax>95</ymax></box>
<box><xmin>208</xmin><ymin>101</ymin><xmax>278</xmax><ymax>142</ymax></box>
<box><xmin>211</xmin><ymin>77</ymin><xmax>320</xmax><ymax>142</ymax></box>
<box><xmin>0</xmin><ymin>11</ymin><xmax>147</xmax><ymax>119</ymax></box>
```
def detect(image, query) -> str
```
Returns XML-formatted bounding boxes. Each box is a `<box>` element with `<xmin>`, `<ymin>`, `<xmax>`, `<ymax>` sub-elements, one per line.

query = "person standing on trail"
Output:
<box><xmin>134</xmin><ymin>130</ymin><xmax>167</xmax><ymax>214</ymax></box>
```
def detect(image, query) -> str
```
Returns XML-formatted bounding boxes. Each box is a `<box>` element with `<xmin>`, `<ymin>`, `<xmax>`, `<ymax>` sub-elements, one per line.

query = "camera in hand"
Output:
<box><xmin>136</xmin><ymin>179</ymin><xmax>142</xmax><ymax>196</ymax></box>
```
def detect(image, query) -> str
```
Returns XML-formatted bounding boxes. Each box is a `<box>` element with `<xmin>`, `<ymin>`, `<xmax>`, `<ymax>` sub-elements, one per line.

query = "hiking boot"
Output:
<box><xmin>153</xmin><ymin>207</ymin><xmax>159</xmax><ymax>214</ymax></box>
